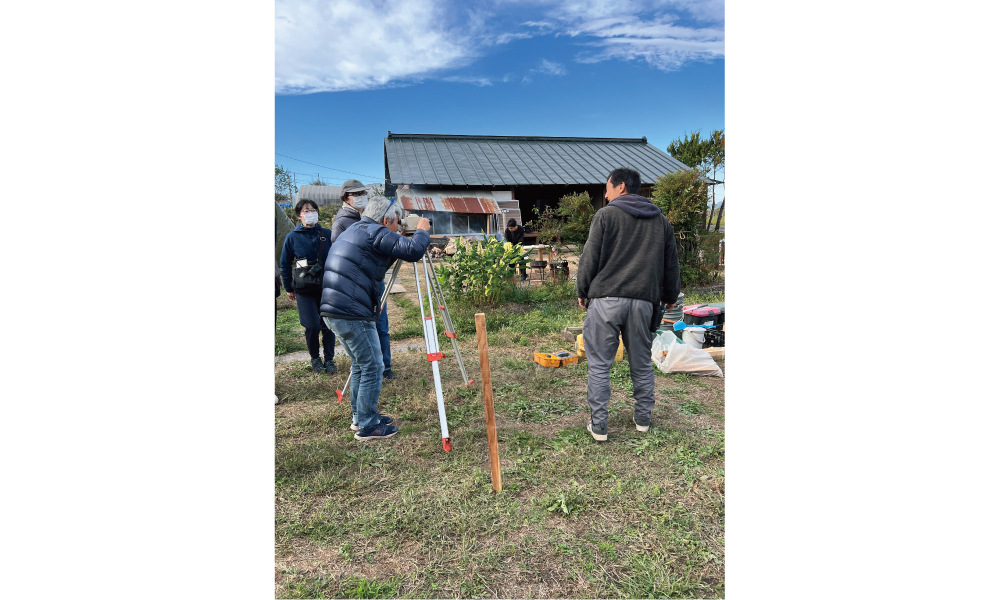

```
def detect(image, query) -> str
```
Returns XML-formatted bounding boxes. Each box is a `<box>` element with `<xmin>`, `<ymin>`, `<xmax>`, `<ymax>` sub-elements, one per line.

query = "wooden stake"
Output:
<box><xmin>475</xmin><ymin>313</ymin><xmax>502</xmax><ymax>492</ymax></box>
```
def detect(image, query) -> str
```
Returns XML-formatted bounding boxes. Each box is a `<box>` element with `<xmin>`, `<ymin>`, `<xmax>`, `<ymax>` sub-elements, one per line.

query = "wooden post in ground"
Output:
<box><xmin>474</xmin><ymin>313</ymin><xmax>502</xmax><ymax>492</ymax></box>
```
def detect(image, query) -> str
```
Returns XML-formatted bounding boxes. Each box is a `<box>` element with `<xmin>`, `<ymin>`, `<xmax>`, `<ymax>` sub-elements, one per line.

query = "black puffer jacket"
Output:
<box><xmin>320</xmin><ymin>217</ymin><xmax>431</xmax><ymax>321</ymax></box>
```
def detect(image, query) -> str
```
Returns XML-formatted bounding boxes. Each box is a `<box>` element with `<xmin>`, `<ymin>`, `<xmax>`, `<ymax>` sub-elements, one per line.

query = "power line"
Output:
<box><xmin>275</xmin><ymin>152</ymin><xmax>381</xmax><ymax>180</ymax></box>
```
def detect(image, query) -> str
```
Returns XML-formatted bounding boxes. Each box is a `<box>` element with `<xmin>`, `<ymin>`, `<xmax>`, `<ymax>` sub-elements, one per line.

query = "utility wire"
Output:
<box><xmin>275</xmin><ymin>152</ymin><xmax>381</xmax><ymax>180</ymax></box>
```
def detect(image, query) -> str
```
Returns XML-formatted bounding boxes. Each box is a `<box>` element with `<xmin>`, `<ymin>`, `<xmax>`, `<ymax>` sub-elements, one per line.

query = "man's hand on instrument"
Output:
<box><xmin>417</xmin><ymin>218</ymin><xmax>431</xmax><ymax>231</ymax></box>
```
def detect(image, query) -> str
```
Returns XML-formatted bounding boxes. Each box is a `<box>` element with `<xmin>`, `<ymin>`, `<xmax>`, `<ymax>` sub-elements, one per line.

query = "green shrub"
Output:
<box><xmin>436</xmin><ymin>236</ymin><xmax>525</xmax><ymax>306</ymax></box>
<box><xmin>530</xmin><ymin>191</ymin><xmax>597</xmax><ymax>253</ymax></box>
<box><xmin>651</xmin><ymin>169</ymin><xmax>723</xmax><ymax>286</ymax></box>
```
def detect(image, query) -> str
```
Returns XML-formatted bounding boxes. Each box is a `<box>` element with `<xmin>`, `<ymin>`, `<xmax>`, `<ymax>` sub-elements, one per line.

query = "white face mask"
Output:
<box><xmin>352</xmin><ymin>193</ymin><xmax>368</xmax><ymax>209</ymax></box>
<box><xmin>302</xmin><ymin>211</ymin><xmax>319</xmax><ymax>225</ymax></box>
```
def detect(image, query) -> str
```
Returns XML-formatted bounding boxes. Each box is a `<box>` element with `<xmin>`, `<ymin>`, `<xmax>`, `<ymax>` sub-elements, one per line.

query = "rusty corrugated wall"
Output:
<box><xmin>396</xmin><ymin>189</ymin><xmax>500</xmax><ymax>214</ymax></box>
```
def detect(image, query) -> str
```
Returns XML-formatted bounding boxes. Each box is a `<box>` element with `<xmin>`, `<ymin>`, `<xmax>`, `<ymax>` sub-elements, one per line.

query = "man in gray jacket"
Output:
<box><xmin>576</xmin><ymin>167</ymin><xmax>681</xmax><ymax>441</ymax></box>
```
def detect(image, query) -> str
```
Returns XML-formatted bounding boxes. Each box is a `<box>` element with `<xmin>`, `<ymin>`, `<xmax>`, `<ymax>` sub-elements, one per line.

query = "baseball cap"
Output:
<box><xmin>341</xmin><ymin>179</ymin><xmax>367</xmax><ymax>195</ymax></box>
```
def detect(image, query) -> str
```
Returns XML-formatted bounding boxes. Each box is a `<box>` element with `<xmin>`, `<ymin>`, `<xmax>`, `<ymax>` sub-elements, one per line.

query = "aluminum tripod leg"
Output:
<box><xmin>336</xmin><ymin>260</ymin><xmax>404</xmax><ymax>403</ymax></box>
<box><xmin>422</xmin><ymin>254</ymin><xmax>472</xmax><ymax>386</ymax></box>
<box><xmin>415</xmin><ymin>260</ymin><xmax>452</xmax><ymax>451</ymax></box>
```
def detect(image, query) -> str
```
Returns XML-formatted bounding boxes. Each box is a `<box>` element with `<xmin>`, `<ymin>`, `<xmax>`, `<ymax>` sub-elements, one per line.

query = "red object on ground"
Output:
<box><xmin>336</xmin><ymin>389</ymin><xmax>344</xmax><ymax>402</ymax></box>
<box><xmin>683</xmin><ymin>305</ymin><xmax>722</xmax><ymax>317</ymax></box>
<box><xmin>442</xmin><ymin>437</ymin><xmax>452</xmax><ymax>452</ymax></box>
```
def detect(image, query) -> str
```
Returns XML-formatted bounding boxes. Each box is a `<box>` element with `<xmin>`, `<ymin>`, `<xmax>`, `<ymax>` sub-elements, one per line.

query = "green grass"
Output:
<box><xmin>276</xmin><ymin>305</ymin><xmax>308</xmax><ymax>355</ymax></box>
<box><xmin>276</xmin><ymin>270</ymin><xmax>725</xmax><ymax>598</ymax></box>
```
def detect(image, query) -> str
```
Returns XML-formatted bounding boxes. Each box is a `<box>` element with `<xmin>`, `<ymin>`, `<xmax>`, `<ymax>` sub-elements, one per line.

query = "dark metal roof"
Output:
<box><xmin>384</xmin><ymin>133</ymin><xmax>695</xmax><ymax>186</ymax></box>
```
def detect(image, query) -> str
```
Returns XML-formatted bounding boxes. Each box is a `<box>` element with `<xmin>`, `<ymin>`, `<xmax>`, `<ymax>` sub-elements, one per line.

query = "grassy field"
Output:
<box><xmin>275</xmin><ymin>263</ymin><xmax>725</xmax><ymax>598</ymax></box>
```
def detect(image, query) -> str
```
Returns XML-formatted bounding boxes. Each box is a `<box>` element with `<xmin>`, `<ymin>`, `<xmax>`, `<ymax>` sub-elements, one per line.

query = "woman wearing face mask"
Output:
<box><xmin>279</xmin><ymin>199</ymin><xmax>337</xmax><ymax>374</ymax></box>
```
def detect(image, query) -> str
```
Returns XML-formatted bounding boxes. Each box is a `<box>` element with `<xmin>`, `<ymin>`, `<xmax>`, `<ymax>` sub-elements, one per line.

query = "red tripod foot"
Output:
<box><xmin>442</xmin><ymin>437</ymin><xmax>452</xmax><ymax>452</ymax></box>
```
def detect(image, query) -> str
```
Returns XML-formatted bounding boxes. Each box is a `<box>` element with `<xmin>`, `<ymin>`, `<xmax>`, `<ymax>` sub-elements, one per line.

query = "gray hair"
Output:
<box><xmin>365</xmin><ymin>195</ymin><xmax>402</xmax><ymax>225</ymax></box>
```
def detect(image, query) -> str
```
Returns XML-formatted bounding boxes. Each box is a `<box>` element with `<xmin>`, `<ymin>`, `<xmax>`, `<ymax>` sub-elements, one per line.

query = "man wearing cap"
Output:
<box><xmin>330</xmin><ymin>180</ymin><xmax>396</xmax><ymax>380</ymax></box>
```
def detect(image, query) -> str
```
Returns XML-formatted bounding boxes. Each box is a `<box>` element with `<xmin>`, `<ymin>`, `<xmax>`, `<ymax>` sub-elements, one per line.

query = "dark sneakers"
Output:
<box><xmin>354</xmin><ymin>423</ymin><xmax>399</xmax><ymax>440</ymax></box>
<box><xmin>311</xmin><ymin>357</ymin><xmax>324</xmax><ymax>373</ymax></box>
<box><xmin>350</xmin><ymin>416</ymin><xmax>393</xmax><ymax>431</ymax></box>
<box><xmin>383</xmin><ymin>369</ymin><xmax>396</xmax><ymax>380</ymax></box>
<box><xmin>587</xmin><ymin>420</ymin><xmax>608</xmax><ymax>442</ymax></box>
<box><xmin>324</xmin><ymin>358</ymin><xmax>338</xmax><ymax>374</ymax></box>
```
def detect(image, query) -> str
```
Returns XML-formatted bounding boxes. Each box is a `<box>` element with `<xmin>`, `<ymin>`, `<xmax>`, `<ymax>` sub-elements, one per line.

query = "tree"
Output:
<box><xmin>666</xmin><ymin>129</ymin><xmax>725</xmax><ymax>231</ymax></box>
<box><xmin>666</xmin><ymin>131</ymin><xmax>711</xmax><ymax>173</ymax></box>
<box><xmin>704</xmin><ymin>129</ymin><xmax>725</xmax><ymax>231</ymax></box>
<box><xmin>275</xmin><ymin>165</ymin><xmax>294</xmax><ymax>203</ymax></box>
<box><xmin>531</xmin><ymin>191</ymin><xmax>597</xmax><ymax>254</ymax></box>
<box><xmin>650</xmin><ymin>169</ymin><xmax>722</xmax><ymax>286</ymax></box>
<box><xmin>309</xmin><ymin>173</ymin><xmax>326</xmax><ymax>186</ymax></box>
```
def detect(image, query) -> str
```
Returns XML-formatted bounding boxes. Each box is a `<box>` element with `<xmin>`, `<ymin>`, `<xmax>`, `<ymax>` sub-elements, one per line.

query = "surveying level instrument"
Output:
<box><xmin>335</xmin><ymin>244</ymin><xmax>472</xmax><ymax>452</ymax></box>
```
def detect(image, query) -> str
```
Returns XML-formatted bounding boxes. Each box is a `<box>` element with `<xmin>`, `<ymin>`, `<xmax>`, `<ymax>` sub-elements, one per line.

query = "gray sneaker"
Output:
<box><xmin>634</xmin><ymin>414</ymin><xmax>651</xmax><ymax>432</ymax></box>
<box><xmin>310</xmin><ymin>357</ymin><xmax>324</xmax><ymax>373</ymax></box>
<box><xmin>587</xmin><ymin>420</ymin><xmax>608</xmax><ymax>442</ymax></box>
<box><xmin>324</xmin><ymin>358</ymin><xmax>338</xmax><ymax>374</ymax></box>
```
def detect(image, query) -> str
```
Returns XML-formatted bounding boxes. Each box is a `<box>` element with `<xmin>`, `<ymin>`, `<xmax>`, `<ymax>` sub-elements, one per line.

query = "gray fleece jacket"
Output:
<box><xmin>330</xmin><ymin>204</ymin><xmax>362</xmax><ymax>245</ymax></box>
<box><xmin>575</xmin><ymin>194</ymin><xmax>681</xmax><ymax>306</ymax></box>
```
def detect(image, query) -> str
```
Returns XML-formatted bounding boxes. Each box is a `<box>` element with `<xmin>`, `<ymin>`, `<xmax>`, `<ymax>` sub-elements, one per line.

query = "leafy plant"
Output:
<box><xmin>530</xmin><ymin>191</ymin><xmax>597</xmax><ymax>255</ymax></box>
<box><xmin>435</xmin><ymin>236</ymin><xmax>525</xmax><ymax>305</ymax></box>
<box><xmin>651</xmin><ymin>169</ymin><xmax>723</xmax><ymax>286</ymax></box>
<box><xmin>678</xmin><ymin>401</ymin><xmax>706</xmax><ymax>416</ymax></box>
<box><xmin>541</xmin><ymin>487</ymin><xmax>584</xmax><ymax>516</ymax></box>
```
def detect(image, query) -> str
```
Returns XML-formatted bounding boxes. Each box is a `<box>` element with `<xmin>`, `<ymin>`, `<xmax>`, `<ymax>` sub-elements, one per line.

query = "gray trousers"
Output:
<box><xmin>584</xmin><ymin>297</ymin><xmax>656</xmax><ymax>425</ymax></box>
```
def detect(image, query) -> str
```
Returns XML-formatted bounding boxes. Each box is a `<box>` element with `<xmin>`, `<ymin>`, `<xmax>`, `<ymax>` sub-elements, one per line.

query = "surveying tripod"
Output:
<box><xmin>336</xmin><ymin>251</ymin><xmax>472</xmax><ymax>452</ymax></box>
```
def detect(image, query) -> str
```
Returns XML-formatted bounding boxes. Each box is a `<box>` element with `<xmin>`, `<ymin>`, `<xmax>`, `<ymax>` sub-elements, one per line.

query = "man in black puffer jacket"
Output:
<box><xmin>577</xmin><ymin>167</ymin><xmax>681</xmax><ymax>442</ymax></box>
<box><xmin>321</xmin><ymin>195</ymin><xmax>431</xmax><ymax>440</ymax></box>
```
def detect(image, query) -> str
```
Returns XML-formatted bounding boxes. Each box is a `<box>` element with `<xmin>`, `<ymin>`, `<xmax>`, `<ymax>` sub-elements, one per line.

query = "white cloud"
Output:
<box><xmin>274</xmin><ymin>0</ymin><xmax>724</xmax><ymax>93</ymax></box>
<box><xmin>442</xmin><ymin>75</ymin><xmax>494</xmax><ymax>86</ymax></box>
<box><xmin>536</xmin><ymin>59</ymin><xmax>567</xmax><ymax>75</ymax></box>
<box><xmin>275</xmin><ymin>0</ymin><xmax>476</xmax><ymax>94</ymax></box>
<box><xmin>548</xmin><ymin>1</ymin><xmax>724</xmax><ymax>70</ymax></box>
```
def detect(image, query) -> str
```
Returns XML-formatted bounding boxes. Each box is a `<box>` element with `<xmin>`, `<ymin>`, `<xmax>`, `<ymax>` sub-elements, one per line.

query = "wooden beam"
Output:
<box><xmin>475</xmin><ymin>313</ymin><xmax>502</xmax><ymax>493</ymax></box>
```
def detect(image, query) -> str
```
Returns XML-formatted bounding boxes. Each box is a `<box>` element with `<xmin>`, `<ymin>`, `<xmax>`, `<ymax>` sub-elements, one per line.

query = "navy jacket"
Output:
<box><xmin>321</xmin><ymin>217</ymin><xmax>431</xmax><ymax>321</ymax></box>
<box><xmin>279</xmin><ymin>224</ymin><xmax>332</xmax><ymax>294</ymax></box>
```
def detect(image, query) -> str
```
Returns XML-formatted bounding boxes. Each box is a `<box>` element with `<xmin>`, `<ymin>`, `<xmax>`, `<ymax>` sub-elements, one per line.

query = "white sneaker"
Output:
<box><xmin>274</xmin><ymin>395</ymin><xmax>279</xmax><ymax>405</ymax></box>
<box><xmin>633</xmin><ymin>415</ymin><xmax>650</xmax><ymax>432</ymax></box>
<box><xmin>587</xmin><ymin>421</ymin><xmax>608</xmax><ymax>442</ymax></box>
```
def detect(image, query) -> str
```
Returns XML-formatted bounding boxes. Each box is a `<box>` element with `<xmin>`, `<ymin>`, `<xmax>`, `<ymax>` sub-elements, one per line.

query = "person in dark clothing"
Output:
<box><xmin>331</xmin><ymin>180</ymin><xmax>396</xmax><ymax>379</ymax></box>
<box><xmin>321</xmin><ymin>195</ymin><xmax>431</xmax><ymax>440</ymax></box>
<box><xmin>576</xmin><ymin>167</ymin><xmax>681</xmax><ymax>442</ymax></box>
<box><xmin>503</xmin><ymin>218</ymin><xmax>528</xmax><ymax>280</ymax></box>
<box><xmin>279</xmin><ymin>199</ymin><xmax>337</xmax><ymax>374</ymax></box>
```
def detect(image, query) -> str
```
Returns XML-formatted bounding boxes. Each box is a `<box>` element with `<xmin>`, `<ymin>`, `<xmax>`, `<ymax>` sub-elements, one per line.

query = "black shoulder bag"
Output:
<box><xmin>292</xmin><ymin>229</ymin><xmax>326</xmax><ymax>295</ymax></box>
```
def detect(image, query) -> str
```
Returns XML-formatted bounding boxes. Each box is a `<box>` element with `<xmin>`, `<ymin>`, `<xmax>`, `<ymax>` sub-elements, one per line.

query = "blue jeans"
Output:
<box><xmin>376</xmin><ymin>280</ymin><xmax>391</xmax><ymax>371</ymax></box>
<box><xmin>323</xmin><ymin>317</ymin><xmax>383</xmax><ymax>430</ymax></box>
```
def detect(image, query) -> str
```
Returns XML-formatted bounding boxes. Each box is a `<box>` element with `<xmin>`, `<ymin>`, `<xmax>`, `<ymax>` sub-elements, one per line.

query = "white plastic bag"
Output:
<box><xmin>651</xmin><ymin>331</ymin><xmax>724</xmax><ymax>377</ymax></box>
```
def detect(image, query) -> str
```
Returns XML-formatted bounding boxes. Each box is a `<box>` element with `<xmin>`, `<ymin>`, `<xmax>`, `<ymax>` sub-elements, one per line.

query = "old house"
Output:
<box><xmin>383</xmin><ymin>132</ymin><xmax>696</xmax><ymax>239</ymax></box>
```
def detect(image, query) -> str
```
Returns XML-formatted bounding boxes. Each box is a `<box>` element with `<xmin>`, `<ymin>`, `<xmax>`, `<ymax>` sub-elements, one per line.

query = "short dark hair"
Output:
<box><xmin>607</xmin><ymin>167</ymin><xmax>641</xmax><ymax>195</ymax></box>
<box><xmin>294</xmin><ymin>199</ymin><xmax>319</xmax><ymax>216</ymax></box>
<box><xmin>507</xmin><ymin>219</ymin><xmax>517</xmax><ymax>227</ymax></box>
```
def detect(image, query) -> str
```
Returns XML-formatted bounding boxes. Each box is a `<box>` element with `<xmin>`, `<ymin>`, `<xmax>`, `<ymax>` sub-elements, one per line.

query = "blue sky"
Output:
<box><xmin>275</xmin><ymin>0</ymin><xmax>724</xmax><ymax>188</ymax></box>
